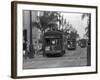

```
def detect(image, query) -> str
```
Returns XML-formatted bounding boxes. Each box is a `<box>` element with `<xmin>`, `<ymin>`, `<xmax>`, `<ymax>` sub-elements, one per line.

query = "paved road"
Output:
<box><xmin>23</xmin><ymin>46</ymin><xmax>87</xmax><ymax>69</ymax></box>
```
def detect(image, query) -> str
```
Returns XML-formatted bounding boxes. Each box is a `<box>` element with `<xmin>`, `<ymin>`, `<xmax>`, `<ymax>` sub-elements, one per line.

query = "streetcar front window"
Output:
<box><xmin>45</xmin><ymin>38</ymin><xmax>62</xmax><ymax>51</ymax></box>
<box><xmin>45</xmin><ymin>46</ymin><xmax>50</xmax><ymax>51</ymax></box>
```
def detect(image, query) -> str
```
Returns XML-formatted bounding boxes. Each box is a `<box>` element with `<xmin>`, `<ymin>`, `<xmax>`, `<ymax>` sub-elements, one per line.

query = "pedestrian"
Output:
<box><xmin>28</xmin><ymin>44</ymin><xmax>35</xmax><ymax>58</ymax></box>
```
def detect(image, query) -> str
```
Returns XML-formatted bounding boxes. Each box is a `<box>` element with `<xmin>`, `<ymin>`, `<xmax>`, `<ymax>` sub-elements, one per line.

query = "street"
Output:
<box><xmin>23</xmin><ymin>46</ymin><xmax>87</xmax><ymax>69</ymax></box>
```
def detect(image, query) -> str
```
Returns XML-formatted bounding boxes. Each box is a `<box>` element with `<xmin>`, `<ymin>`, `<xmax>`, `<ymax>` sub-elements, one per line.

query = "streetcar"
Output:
<box><xmin>67</xmin><ymin>39</ymin><xmax>76</xmax><ymax>50</ymax></box>
<box><xmin>43</xmin><ymin>30</ymin><xmax>65</xmax><ymax>57</ymax></box>
<box><xmin>67</xmin><ymin>32</ymin><xmax>76</xmax><ymax>50</ymax></box>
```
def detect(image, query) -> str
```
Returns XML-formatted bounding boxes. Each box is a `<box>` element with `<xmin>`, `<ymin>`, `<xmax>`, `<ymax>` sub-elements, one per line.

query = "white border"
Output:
<box><xmin>17</xmin><ymin>4</ymin><xmax>96</xmax><ymax>76</ymax></box>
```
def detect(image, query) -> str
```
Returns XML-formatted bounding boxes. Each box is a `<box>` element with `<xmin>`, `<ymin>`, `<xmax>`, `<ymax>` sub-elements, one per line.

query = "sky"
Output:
<box><xmin>61</xmin><ymin>12</ymin><xmax>88</xmax><ymax>39</ymax></box>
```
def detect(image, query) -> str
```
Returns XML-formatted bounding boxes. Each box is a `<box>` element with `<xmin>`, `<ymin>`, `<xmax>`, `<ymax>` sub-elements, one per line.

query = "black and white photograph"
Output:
<box><xmin>11</xmin><ymin>1</ymin><xmax>97</xmax><ymax>78</ymax></box>
<box><xmin>23</xmin><ymin>10</ymin><xmax>91</xmax><ymax>69</ymax></box>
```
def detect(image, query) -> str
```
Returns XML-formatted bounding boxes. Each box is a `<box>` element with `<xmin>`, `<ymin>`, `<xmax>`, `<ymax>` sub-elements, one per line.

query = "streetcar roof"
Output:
<box><xmin>44</xmin><ymin>31</ymin><xmax>63</xmax><ymax>35</ymax></box>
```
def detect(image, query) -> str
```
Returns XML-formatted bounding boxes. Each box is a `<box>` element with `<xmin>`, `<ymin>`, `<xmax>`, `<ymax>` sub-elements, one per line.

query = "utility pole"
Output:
<box><xmin>30</xmin><ymin>11</ymin><xmax>32</xmax><ymax>44</ymax></box>
<box><xmin>29</xmin><ymin>10</ymin><xmax>34</xmax><ymax>58</ymax></box>
<box><xmin>87</xmin><ymin>14</ymin><xmax>91</xmax><ymax>66</ymax></box>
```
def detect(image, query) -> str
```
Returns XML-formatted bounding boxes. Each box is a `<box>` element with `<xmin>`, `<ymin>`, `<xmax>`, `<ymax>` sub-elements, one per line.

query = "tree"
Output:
<box><xmin>64</xmin><ymin>23</ymin><xmax>79</xmax><ymax>41</ymax></box>
<box><xmin>38</xmin><ymin>11</ymin><xmax>61</xmax><ymax>33</ymax></box>
<box><xmin>81</xmin><ymin>13</ymin><xmax>91</xmax><ymax>42</ymax></box>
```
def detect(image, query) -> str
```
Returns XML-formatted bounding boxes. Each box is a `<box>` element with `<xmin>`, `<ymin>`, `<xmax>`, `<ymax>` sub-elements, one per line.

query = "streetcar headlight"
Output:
<box><xmin>68</xmin><ymin>45</ymin><xmax>70</xmax><ymax>48</ymax></box>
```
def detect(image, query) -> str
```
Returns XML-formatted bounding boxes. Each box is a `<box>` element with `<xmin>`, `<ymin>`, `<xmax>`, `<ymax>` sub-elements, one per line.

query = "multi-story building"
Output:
<box><xmin>23</xmin><ymin>10</ymin><xmax>42</xmax><ymax>53</ymax></box>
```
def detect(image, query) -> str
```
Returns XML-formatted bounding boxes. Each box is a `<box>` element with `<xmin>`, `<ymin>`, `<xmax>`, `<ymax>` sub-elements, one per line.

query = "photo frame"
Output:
<box><xmin>11</xmin><ymin>1</ymin><xmax>98</xmax><ymax>78</ymax></box>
